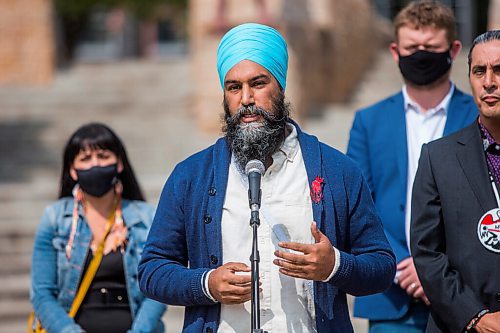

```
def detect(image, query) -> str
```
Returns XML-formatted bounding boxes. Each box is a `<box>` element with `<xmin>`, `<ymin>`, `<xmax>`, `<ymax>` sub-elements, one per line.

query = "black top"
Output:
<box><xmin>75</xmin><ymin>248</ymin><xmax>132</xmax><ymax>333</ymax></box>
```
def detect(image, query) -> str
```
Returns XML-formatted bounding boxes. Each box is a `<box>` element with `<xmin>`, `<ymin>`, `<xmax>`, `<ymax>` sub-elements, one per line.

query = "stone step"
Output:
<box><xmin>0</xmin><ymin>253</ymin><xmax>31</xmax><ymax>275</ymax></box>
<box><xmin>0</xmin><ymin>319</ymin><xmax>27</xmax><ymax>333</ymax></box>
<box><xmin>0</xmin><ymin>230</ymin><xmax>34</xmax><ymax>253</ymax></box>
<box><xmin>0</xmin><ymin>297</ymin><xmax>32</xmax><ymax>322</ymax></box>
<box><xmin>0</xmin><ymin>304</ymin><xmax>186</xmax><ymax>333</ymax></box>
<box><xmin>0</xmin><ymin>180</ymin><xmax>58</xmax><ymax>200</ymax></box>
<box><xmin>0</xmin><ymin>289</ymin><xmax>186</xmax><ymax>333</ymax></box>
<box><xmin>0</xmin><ymin>274</ymin><xmax>30</xmax><ymax>299</ymax></box>
<box><xmin>0</xmin><ymin>242</ymin><xmax>33</xmax><ymax>257</ymax></box>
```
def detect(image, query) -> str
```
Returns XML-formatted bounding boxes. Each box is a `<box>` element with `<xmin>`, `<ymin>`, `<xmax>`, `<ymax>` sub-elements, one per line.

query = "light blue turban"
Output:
<box><xmin>217</xmin><ymin>23</ymin><xmax>288</xmax><ymax>90</ymax></box>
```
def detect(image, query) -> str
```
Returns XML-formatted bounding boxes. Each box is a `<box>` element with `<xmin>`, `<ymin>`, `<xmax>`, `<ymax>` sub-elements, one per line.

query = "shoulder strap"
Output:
<box><xmin>68</xmin><ymin>210</ymin><xmax>115</xmax><ymax>318</ymax></box>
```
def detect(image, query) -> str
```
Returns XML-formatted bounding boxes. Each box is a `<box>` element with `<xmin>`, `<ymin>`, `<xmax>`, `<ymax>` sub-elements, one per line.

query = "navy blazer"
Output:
<box><xmin>139</xmin><ymin>122</ymin><xmax>395</xmax><ymax>333</ymax></box>
<box><xmin>347</xmin><ymin>88</ymin><xmax>477</xmax><ymax>320</ymax></box>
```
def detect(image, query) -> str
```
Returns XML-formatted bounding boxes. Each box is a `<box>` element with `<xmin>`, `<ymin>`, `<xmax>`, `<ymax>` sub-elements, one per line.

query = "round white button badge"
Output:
<box><xmin>477</xmin><ymin>208</ymin><xmax>500</xmax><ymax>253</ymax></box>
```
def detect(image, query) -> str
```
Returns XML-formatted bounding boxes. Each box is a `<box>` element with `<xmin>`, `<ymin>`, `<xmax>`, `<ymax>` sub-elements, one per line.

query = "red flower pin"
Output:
<box><xmin>310</xmin><ymin>176</ymin><xmax>324</xmax><ymax>204</ymax></box>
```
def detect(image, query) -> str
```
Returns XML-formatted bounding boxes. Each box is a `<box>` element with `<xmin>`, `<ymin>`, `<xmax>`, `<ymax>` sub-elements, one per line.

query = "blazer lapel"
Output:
<box><xmin>293</xmin><ymin>121</ymin><xmax>339</xmax><ymax>320</ymax></box>
<box><xmin>293</xmin><ymin>121</ymin><xmax>324</xmax><ymax>230</ymax></box>
<box><xmin>391</xmin><ymin>93</ymin><xmax>409</xmax><ymax>191</ymax></box>
<box><xmin>456</xmin><ymin>123</ymin><xmax>496</xmax><ymax>211</ymax></box>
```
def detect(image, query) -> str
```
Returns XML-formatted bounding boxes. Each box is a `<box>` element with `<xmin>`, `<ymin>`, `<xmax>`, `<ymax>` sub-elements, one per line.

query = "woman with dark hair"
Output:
<box><xmin>30</xmin><ymin>123</ymin><xmax>166</xmax><ymax>333</ymax></box>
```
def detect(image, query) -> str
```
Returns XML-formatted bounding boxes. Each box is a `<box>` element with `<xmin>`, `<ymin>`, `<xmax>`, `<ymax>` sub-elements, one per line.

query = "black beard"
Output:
<box><xmin>222</xmin><ymin>92</ymin><xmax>290</xmax><ymax>173</ymax></box>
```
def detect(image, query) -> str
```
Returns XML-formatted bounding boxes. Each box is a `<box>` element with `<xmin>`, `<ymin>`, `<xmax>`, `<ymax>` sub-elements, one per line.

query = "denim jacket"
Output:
<box><xmin>31</xmin><ymin>197</ymin><xmax>166</xmax><ymax>333</ymax></box>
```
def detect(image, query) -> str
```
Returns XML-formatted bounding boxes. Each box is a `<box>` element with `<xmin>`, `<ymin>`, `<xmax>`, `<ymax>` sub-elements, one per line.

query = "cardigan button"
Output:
<box><xmin>400</xmin><ymin>204</ymin><xmax>405</xmax><ymax>212</ymax></box>
<box><xmin>210</xmin><ymin>255</ymin><xmax>218</xmax><ymax>265</ymax></box>
<box><xmin>204</xmin><ymin>214</ymin><xmax>212</xmax><ymax>224</ymax></box>
<box><xmin>206</xmin><ymin>328</ymin><xmax>213</xmax><ymax>333</ymax></box>
<box><xmin>496</xmin><ymin>292</ymin><xmax>500</xmax><ymax>302</ymax></box>
<box><xmin>208</xmin><ymin>187</ymin><xmax>216</xmax><ymax>196</ymax></box>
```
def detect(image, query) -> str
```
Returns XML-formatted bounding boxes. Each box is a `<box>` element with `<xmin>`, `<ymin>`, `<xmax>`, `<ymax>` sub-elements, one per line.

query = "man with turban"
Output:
<box><xmin>139</xmin><ymin>23</ymin><xmax>395</xmax><ymax>333</ymax></box>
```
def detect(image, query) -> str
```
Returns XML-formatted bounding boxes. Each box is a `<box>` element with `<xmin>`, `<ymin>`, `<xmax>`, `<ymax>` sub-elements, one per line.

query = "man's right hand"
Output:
<box><xmin>208</xmin><ymin>262</ymin><xmax>252</xmax><ymax>304</ymax></box>
<box><xmin>474</xmin><ymin>312</ymin><xmax>500</xmax><ymax>333</ymax></box>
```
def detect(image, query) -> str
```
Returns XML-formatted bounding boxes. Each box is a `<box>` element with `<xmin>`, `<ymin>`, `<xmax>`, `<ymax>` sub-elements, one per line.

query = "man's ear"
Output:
<box><xmin>389</xmin><ymin>42</ymin><xmax>400</xmax><ymax>64</ymax></box>
<box><xmin>450</xmin><ymin>40</ymin><xmax>462</xmax><ymax>61</ymax></box>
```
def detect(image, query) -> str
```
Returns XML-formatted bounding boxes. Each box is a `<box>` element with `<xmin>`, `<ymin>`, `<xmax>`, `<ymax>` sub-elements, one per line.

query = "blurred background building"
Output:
<box><xmin>0</xmin><ymin>0</ymin><xmax>498</xmax><ymax>332</ymax></box>
<box><xmin>1</xmin><ymin>0</ymin><xmax>495</xmax><ymax>114</ymax></box>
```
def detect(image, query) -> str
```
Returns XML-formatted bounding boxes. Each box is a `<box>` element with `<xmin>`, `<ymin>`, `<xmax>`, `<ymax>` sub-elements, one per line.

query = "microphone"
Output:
<box><xmin>245</xmin><ymin>159</ymin><xmax>265</xmax><ymax>212</ymax></box>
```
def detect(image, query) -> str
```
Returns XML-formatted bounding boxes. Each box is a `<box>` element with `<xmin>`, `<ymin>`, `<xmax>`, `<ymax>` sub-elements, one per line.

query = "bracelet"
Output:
<box><xmin>466</xmin><ymin>309</ymin><xmax>490</xmax><ymax>332</ymax></box>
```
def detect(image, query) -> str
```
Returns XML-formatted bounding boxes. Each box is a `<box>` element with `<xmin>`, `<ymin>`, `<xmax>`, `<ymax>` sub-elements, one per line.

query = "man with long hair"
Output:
<box><xmin>411</xmin><ymin>30</ymin><xmax>500</xmax><ymax>333</ymax></box>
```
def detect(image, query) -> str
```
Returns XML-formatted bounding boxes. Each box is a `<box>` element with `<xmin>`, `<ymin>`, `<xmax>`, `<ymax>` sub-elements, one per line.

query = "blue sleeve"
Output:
<box><xmin>31</xmin><ymin>205</ymin><xmax>84</xmax><ymax>333</ymax></box>
<box><xmin>130</xmin><ymin>298</ymin><xmax>166</xmax><ymax>333</ymax></box>
<box><xmin>329</xmin><ymin>167</ymin><xmax>396</xmax><ymax>296</ymax></box>
<box><xmin>130</xmin><ymin>204</ymin><xmax>167</xmax><ymax>333</ymax></box>
<box><xmin>138</xmin><ymin>166</ymin><xmax>214</xmax><ymax>306</ymax></box>
<box><xmin>347</xmin><ymin>111</ymin><xmax>374</xmax><ymax>197</ymax></box>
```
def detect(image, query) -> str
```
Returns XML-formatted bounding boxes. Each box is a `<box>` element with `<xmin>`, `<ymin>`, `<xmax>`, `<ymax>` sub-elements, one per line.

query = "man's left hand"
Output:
<box><xmin>397</xmin><ymin>257</ymin><xmax>430</xmax><ymax>305</ymax></box>
<box><xmin>273</xmin><ymin>222</ymin><xmax>335</xmax><ymax>281</ymax></box>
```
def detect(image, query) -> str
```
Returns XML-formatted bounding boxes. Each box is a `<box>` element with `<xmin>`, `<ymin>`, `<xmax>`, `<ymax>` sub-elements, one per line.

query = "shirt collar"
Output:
<box><xmin>479</xmin><ymin>121</ymin><xmax>499</xmax><ymax>152</ymax></box>
<box><xmin>402</xmin><ymin>83</ymin><xmax>455</xmax><ymax>116</ymax></box>
<box><xmin>266</xmin><ymin>122</ymin><xmax>299</xmax><ymax>174</ymax></box>
<box><xmin>277</xmin><ymin>122</ymin><xmax>299</xmax><ymax>162</ymax></box>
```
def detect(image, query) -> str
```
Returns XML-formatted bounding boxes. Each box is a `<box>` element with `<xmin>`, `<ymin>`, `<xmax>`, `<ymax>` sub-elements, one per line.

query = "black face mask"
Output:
<box><xmin>398</xmin><ymin>49</ymin><xmax>452</xmax><ymax>86</ymax></box>
<box><xmin>75</xmin><ymin>164</ymin><xmax>118</xmax><ymax>197</ymax></box>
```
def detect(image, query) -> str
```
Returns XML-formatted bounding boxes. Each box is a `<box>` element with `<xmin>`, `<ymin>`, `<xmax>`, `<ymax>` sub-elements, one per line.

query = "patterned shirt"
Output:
<box><xmin>479</xmin><ymin>121</ymin><xmax>500</xmax><ymax>185</ymax></box>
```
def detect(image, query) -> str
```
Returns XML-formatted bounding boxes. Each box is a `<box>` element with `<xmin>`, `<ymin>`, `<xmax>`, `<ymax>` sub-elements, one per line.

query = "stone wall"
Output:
<box><xmin>282</xmin><ymin>0</ymin><xmax>387</xmax><ymax>115</ymax></box>
<box><xmin>0</xmin><ymin>0</ymin><xmax>55</xmax><ymax>86</ymax></box>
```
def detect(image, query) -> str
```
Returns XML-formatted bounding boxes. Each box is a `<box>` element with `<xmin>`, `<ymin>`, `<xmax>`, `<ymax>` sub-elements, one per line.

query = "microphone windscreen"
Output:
<box><xmin>245</xmin><ymin>159</ymin><xmax>265</xmax><ymax>176</ymax></box>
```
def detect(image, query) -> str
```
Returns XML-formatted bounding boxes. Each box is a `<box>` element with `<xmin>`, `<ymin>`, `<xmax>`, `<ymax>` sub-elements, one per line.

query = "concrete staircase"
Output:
<box><xmin>0</xmin><ymin>224</ymin><xmax>34</xmax><ymax>332</ymax></box>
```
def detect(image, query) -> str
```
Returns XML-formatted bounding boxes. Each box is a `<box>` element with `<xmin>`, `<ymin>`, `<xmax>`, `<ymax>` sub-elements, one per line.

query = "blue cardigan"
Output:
<box><xmin>139</xmin><ymin>123</ymin><xmax>395</xmax><ymax>333</ymax></box>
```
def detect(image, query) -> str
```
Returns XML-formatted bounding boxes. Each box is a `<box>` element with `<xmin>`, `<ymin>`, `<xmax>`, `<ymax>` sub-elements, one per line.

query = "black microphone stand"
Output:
<box><xmin>246</xmin><ymin>160</ymin><xmax>267</xmax><ymax>333</ymax></box>
<box><xmin>249</xmin><ymin>205</ymin><xmax>265</xmax><ymax>333</ymax></box>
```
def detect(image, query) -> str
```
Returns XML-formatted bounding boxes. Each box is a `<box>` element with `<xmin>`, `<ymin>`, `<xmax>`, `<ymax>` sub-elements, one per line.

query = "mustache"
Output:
<box><xmin>226</xmin><ymin>104</ymin><xmax>286</xmax><ymax>124</ymax></box>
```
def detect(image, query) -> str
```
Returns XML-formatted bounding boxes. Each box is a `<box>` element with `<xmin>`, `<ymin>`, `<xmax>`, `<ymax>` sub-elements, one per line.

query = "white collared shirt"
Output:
<box><xmin>218</xmin><ymin>124</ymin><xmax>317</xmax><ymax>333</ymax></box>
<box><xmin>404</xmin><ymin>84</ymin><xmax>454</xmax><ymax>251</ymax></box>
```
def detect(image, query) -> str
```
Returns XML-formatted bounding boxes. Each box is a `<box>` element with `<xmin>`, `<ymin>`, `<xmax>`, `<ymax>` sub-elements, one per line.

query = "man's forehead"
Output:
<box><xmin>225</xmin><ymin>60</ymin><xmax>273</xmax><ymax>82</ymax></box>
<box><xmin>471</xmin><ymin>40</ymin><xmax>500</xmax><ymax>65</ymax></box>
<box><xmin>397</xmin><ymin>25</ymin><xmax>447</xmax><ymax>42</ymax></box>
